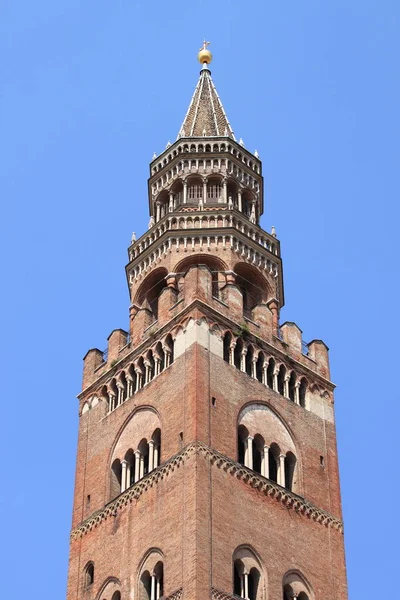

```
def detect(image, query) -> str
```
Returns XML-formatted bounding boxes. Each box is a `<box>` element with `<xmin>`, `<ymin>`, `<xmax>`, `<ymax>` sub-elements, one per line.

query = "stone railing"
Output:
<box><xmin>129</xmin><ymin>212</ymin><xmax>278</xmax><ymax>262</ymax></box>
<box><xmin>70</xmin><ymin>442</ymin><xmax>343</xmax><ymax>541</ymax></box>
<box><xmin>163</xmin><ymin>588</ymin><xmax>183</xmax><ymax>600</ymax></box>
<box><xmin>128</xmin><ymin>233</ymin><xmax>279</xmax><ymax>285</ymax></box>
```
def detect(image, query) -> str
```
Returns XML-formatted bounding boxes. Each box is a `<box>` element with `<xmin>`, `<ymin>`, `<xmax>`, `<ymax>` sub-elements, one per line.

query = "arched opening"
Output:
<box><xmin>234</xmin><ymin>263</ymin><xmax>270</xmax><ymax>318</ymax></box>
<box><xmin>84</xmin><ymin>563</ymin><xmax>94</xmax><ymax>588</ymax></box>
<box><xmin>233</xmin><ymin>549</ymin><xmax>263</xmax><ymax>600</ymax></box>
<box><xmin>135</xmin><ymin>268</ymin><xmax>168</xmax><ymax>321</ymax></box>
<box><xmin>171</xmin><ymin>180</ymin><xmax>183</xmax><ymax>208</ymax></box>
<box><xmin>277</xmin><ymin>364</ymin><xmax>286</xmax><ymax>395</ymax></box>
<box><xmin>238</xmin><ymin>424</ymin><xmax>249</xmax><ymax>466</ymax></box>
<box><xmin>140</xmin><ymin>570</ymin><xmax>151</xmax><ymax>600</ymax></box>
<box><xmin>285</xmin><ymin>452</ymin><xmax>297</xmax><ymax>492</ymax></box>
<box><xmin>234</xmin><ymin>337</ymin><xmax>244</xmax><ymax>370</ymax></box>
<box><xmin>164</xmin><ymin>333</ymin><xmax>174</xmax><ymax>366</ymax></box>
<box><xmin>268</xmin><ymin>443</ymin><xmax>280</xmax><ymax>483</ymax></box>
<box><xmin>223</xmin><ymin>332</ymin><xmax>232</xmax><ymax>363</ymax></box>
<box><xmin>227</xmin><ymin>180</ymin><xmax>238</xmax><ymax>206</ymax></box>
<box><xmin>256</xmin><ymin>352</ymin><xmax>265</xmax><ymax>383</ymax></box>
<box><xmin>138</xmin><ymin>438</ymin><xmax>149</xmax><ymax>478</ymax></box>
<box><xmin>242</xmin><ymin>190</ymin><xmax>253</xmax><ymax>218</ymax></box>
<box><xmin>154</xmin><ymin>341</ymin><xmax>165</xmax><ymax>374</ymax></box>
<box><xmin>288</xmin><ymin>371</ymin><xmax>296</xmax><ymax>402</ymax></box>
<box><xmin>125</xmin><ymin>449</ymin><xmax>135</xmax><ymax>488</ymax></box>
<box><xmin>127</xmin><ymin>364</ymin><xmax>136</xmax><ymax>398</ymax></box>
<box><xmin>207</xmin><ymin>176</ymin><xmax>223</xmax><ymax>202</ymax></box>
<box><xmin>152</xmin><ymin>428</ymin><xmax>161</xmax><ymax>469</ymax></box>
<box><xmin>267</xmin><ymin>357</ymin><xmax>275</xmax><ymax>388</ymax></box>
<box><xmin>299</xmin><ymin>378</ymin><xmax>307</xmax><ymax>408</ymax></box>
<box><xmin>119</xmin><ymin>371</ymin><xmax>127</xmax><ymax>404</ymax></box>
<box><xmin>111</xmin><ymin>459</ymin><xmax>122</xmax><ymax>498</ymax></box>
<box><xmin>187</xmin><ymin>176</ymin><xmax>203</xmax><ymax>203</ymax></box>
<box><xmin>174</xmin><ymin>254</ymin><xmax>227</xmax><ymax>301</ymax></box>
<box><xmin>245</xmin><ymin>345</ymin><xmax>254</xmax><ymax>377</ymax></box>
<box><xmin>111</xmin><ymin>593</ymin><xmax>121</xmax><ymax>600</ymax></box>
<box><xmin>253</xmin><ymin>434</ymin><xmax>265</xmax><ymax>475</ymax></box>
<box><xmin>248</xmin><ymin>567</ymin><xmax>260</xmax><ymax>600</ymax></box>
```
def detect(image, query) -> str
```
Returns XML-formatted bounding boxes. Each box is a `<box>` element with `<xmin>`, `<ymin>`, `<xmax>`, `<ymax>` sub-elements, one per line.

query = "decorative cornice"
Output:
<box><xmin>70</xmin><ymin>443</ymin><xmax>343</xmax><ymax>540</ymax></box>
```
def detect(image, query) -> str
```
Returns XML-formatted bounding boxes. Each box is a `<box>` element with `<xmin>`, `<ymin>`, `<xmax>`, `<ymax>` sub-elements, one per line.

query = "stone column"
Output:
<box><xmin>294</xmin><ymin>381</ymin><xmax>300</xmax><ymax>405</ymax></box>
<box><xmin>151</xmin><ymin>574</ymin><xmax>156</xmax><ymax>600</ymax></box>
<box><xmin>263</xmin><ymin>445</ymin><xmax>270</xmax><ymax>478</ymax></box>
<box><xmin>156</xmin><ymin>577</ymin><xmax>161</xmax><ymax>600</ymax></box>
<box><xmin>148</xmin><ymin>440</ymin><xmax>155</xmax><ymax>472</ymax></box>
<box><xmin>156</xmin><ymin>202</ymin><xmax>161</xmax><ymax>222</ymax></box>
<box><xmin>243</xmin><ymin>572</ymin><xmax>249</xmax><ymax>599</ymax></box>
<box><xmin>134</xmin><ymin>451</ymin><xmax>141</xmax><ymax>483</ymax></box>
<box><xmin>246</xmin><ymin>436</ymin><xmax>254</xmax><ymax>470</ymax></box>
<box><xmin>169</xmin><ymin>192</ymin><xmax>174</xmax><ymax>213</ymax></box>
<box><xmin>144</xmin><ymin>360</ymin><xmax>151</xmax><ymax>384</ymax></box>
<box><xmin>183</xmin><ymin>180</ymin><xmax>187</xmax><ymax>204</ymax></box>
<box><xmin>154</xmin><ymin>444</ymin><xmax>159</xmax><ymax>468</ymax></box>
<box><xmin>273</xmin><ymin>368</ymin><xmax>279</xmax><ymax>392</ymax></box>
<box><xmin>240</xmin><ymin>348</ymin><xmax>247</xmax><ymax>372</ymax></box>
<box><xmin>284</xmin><ymin>374</ymin><xmax>290</xmax><ymax>398</ymax></box>
<box><xmin>238</xmin><ymin>189</ymin><xmax>243</xmax><ymax>212</ymax></box>
<box><xmin>126</xmin><ymin>461</ymin><xmax>131</xmax><ymax>489</ymax></box>
<box><xmin>279</xmin><ymin>454</ymin><xmax>286</xmax><ymax>488</ymax></box>
<box><xmin>251</xmin><ymin>357</ymin><xmax>257</xmax><ymax>379</ymax></box>
<box><xmin>262</xmin><ymin>363</ymin><xmax>268</xmax><ymax>386</ymax></box>
<box><xmin>203</xmin><ymin>178</ymin><xmax>207</xmax><ymax>203</ymax></box>
<box><xmin>229</xmin><ymin>341</ymin><xmax>236</xmax><ymax>366</ymax></box>
<box><xmin>121</xmin><ymin>460</ymin><xmax>127</xmax><ymax>493</ymax></box>
<box><xmin>139</xmin><ymin>454</ymin><xmax>145</xmax><ymax>479</ymax></box>
<box><xmin>223</xmin><ymin>178</ymin><xmax>227</xmax><ymax>203</ymax></box>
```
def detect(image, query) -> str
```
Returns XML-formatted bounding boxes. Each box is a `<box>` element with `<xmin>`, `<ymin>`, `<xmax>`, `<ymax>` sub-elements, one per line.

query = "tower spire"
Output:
<box><xmin>178</xmin><ymin>43</ymin><xmax>235</xmax><ymax>140</ymax></box>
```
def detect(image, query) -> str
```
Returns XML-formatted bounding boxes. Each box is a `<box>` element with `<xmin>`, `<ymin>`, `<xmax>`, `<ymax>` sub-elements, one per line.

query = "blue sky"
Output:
<box><xmin>0</xmin><ymin>1</ymin><xmax>398</xmax><ymax>597</ymax></box>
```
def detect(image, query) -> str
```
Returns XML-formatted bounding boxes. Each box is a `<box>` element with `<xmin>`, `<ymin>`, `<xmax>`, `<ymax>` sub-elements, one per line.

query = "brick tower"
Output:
<box><xmin>67</xmin><ymin>45</ymin><xmax>348</xmax><ymax>600</ymax></box>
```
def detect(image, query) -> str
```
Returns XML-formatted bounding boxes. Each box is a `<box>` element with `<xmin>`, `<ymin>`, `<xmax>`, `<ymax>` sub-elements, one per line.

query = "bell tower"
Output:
<box><xmin>67</xmin><ymin>45</ymin><xmax>348</xmax><ymax>600</ymax></box>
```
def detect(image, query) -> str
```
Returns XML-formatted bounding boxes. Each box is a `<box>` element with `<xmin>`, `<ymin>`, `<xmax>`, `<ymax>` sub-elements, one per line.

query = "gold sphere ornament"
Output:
<box><xmin>198</xmin><ymin>40</ymin><xmax>212</xmax><ymax>65</ymax></box>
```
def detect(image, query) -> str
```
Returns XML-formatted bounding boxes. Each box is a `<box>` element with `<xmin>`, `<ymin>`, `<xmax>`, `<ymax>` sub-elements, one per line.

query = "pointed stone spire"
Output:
<box><xmin>178</xmin><ymin>43</ymin><xmax>235</xmax><ymax>140</ymax></box>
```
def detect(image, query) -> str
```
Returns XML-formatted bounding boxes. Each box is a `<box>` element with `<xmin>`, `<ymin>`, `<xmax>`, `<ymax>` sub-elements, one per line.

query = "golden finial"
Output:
<box><xmin>198</xmin><ymin>40</ymin><xmax>212</xmax><ymax>65</ymax></box>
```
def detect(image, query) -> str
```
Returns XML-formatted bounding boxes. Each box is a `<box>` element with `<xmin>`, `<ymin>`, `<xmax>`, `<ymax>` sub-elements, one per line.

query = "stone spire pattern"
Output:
<box><xmin>178</xmin><ymin>66</ymin><xmax>235</xmax><ymax>140</ymax></box>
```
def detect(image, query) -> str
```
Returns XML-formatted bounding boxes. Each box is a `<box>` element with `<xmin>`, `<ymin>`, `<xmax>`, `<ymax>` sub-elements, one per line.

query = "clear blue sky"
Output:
<box><xmin>0</xmin><ymin>1</ymin><xmax>398</xmax><ymax>597</ymax></box>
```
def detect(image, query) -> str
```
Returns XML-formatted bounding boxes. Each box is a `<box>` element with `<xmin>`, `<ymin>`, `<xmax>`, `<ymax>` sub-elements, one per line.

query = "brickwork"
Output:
<box><xmin>66</xmin><ymin>55</ymin><xmax>348</xmax><ymax>600</ymax></box>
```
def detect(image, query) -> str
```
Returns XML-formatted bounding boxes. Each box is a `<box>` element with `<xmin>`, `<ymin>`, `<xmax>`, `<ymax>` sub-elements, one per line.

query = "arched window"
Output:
<box><xmin>111</xmin><ymin>459</ymin><xmax>122</xmax><ymax>497</ymax></box>
<box><xmin>234</xmin><ymin>337</ymin><xmax>244</xmax><ymax>370</ymax></box>
<box><xmin>268</xmin><ymin>443</ymin><xmax>280</xmax><ymax>483</ymax></box>
<box><xmin>233</xmin><ymin>548</ymin><xmax>263</xmax><ymax>600</ymax></box>
<box><xmin>84</xmin><ymin>563</ymin><xmax>94</xmax><ymax>588</ymax></box>
<box><xmin>138</xmin><ymin>438</ymin><xmax>149</xmax><ymax>478</ymax></box>
<box><xmin>288</xmin><ymin>371</ymin><xmax>296</xmax><ymax>402</ymax></box>
<box><xmin>164</xmin><ymin>334</ymin><xmax>174</xmax><ymax>367</ymax></box>
<box><xmin>151</xmin><ymin>428</ymin><xmax>161</xmax><ymax>469</ymax></box>
<box><xmin>223</xmin><ymin>331</ymin><xmax>232</xmax><ymax>363</ymax></box>
<box><xmin>253</xmin><ymin>434</ymin><xmax>265</xmax><ymax>475</ymax></box>
<box><xmin>267</xmin><ymin>357</ymin><xmax>275</xmax><ymax>389</ymax></box>
<box><xmin>139</xmin><ymin>556</ymin><xmax>164</xmax><ymax>600</ymax></box>
<box><xmin>299</xmin><ymin>378</ymin><xmax>307</xmax><ymax>408</ymax></box>
<box><xmin>245</xmin><ymin>345</ymin><xmax>254</xmax><ymax>377</ymax></box>
<box><xmin>111</xmin><ymin>593</ymin><xmax>121</xmax><ymax>600</ymax></box>
<box><xmin>283</xmin><ymin>571</ymin><xmax>313</xmax><ymax>600</ymax></box>
<box><xmin>277</xmin><ymin>364</ymin><xmax>286</xmax><ymax>395</ymax></box>
<box><xmin>256</xmin><ymin>352</ymin><xmax>265</xmax><ymax>383</ymax></box>
<box><xmin>135</xmin><ymin>268</ymin><xmax>168</xmax><ymax>320</ymax></box>
<box><xmin>124</xmin><ymin>449</ymin><xmax>135</xmax><ymax>489</ymax></box>
<box><xmin>234</xmin><ymin>263</ymin><xmax>270</xmax><ymax>318</ymax></box>
<box><xmin>285</xmin><ymin>452</ymin><xmax>297</xmax><ymax>492</ymax></box>
<box><xmin>238</xmin><ymin>424</ymin><xmax>248</xmax><ymax>467</ymax></box>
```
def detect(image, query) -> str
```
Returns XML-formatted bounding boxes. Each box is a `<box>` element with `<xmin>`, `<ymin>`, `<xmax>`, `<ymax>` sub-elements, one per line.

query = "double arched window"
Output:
<box><xmin>139</xmin><ymin>551</ymin><xmax>164</xmax><ymax>600</ymax></box>
<box><xmin>283</xmin><ymin>571</ymin><xmax>313</xmax><ymax>600</ymax></box>
<box><xmin>233</xmin><ymin>547</ymin><xmax>263</xmax><ymax>600</ymax></box>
